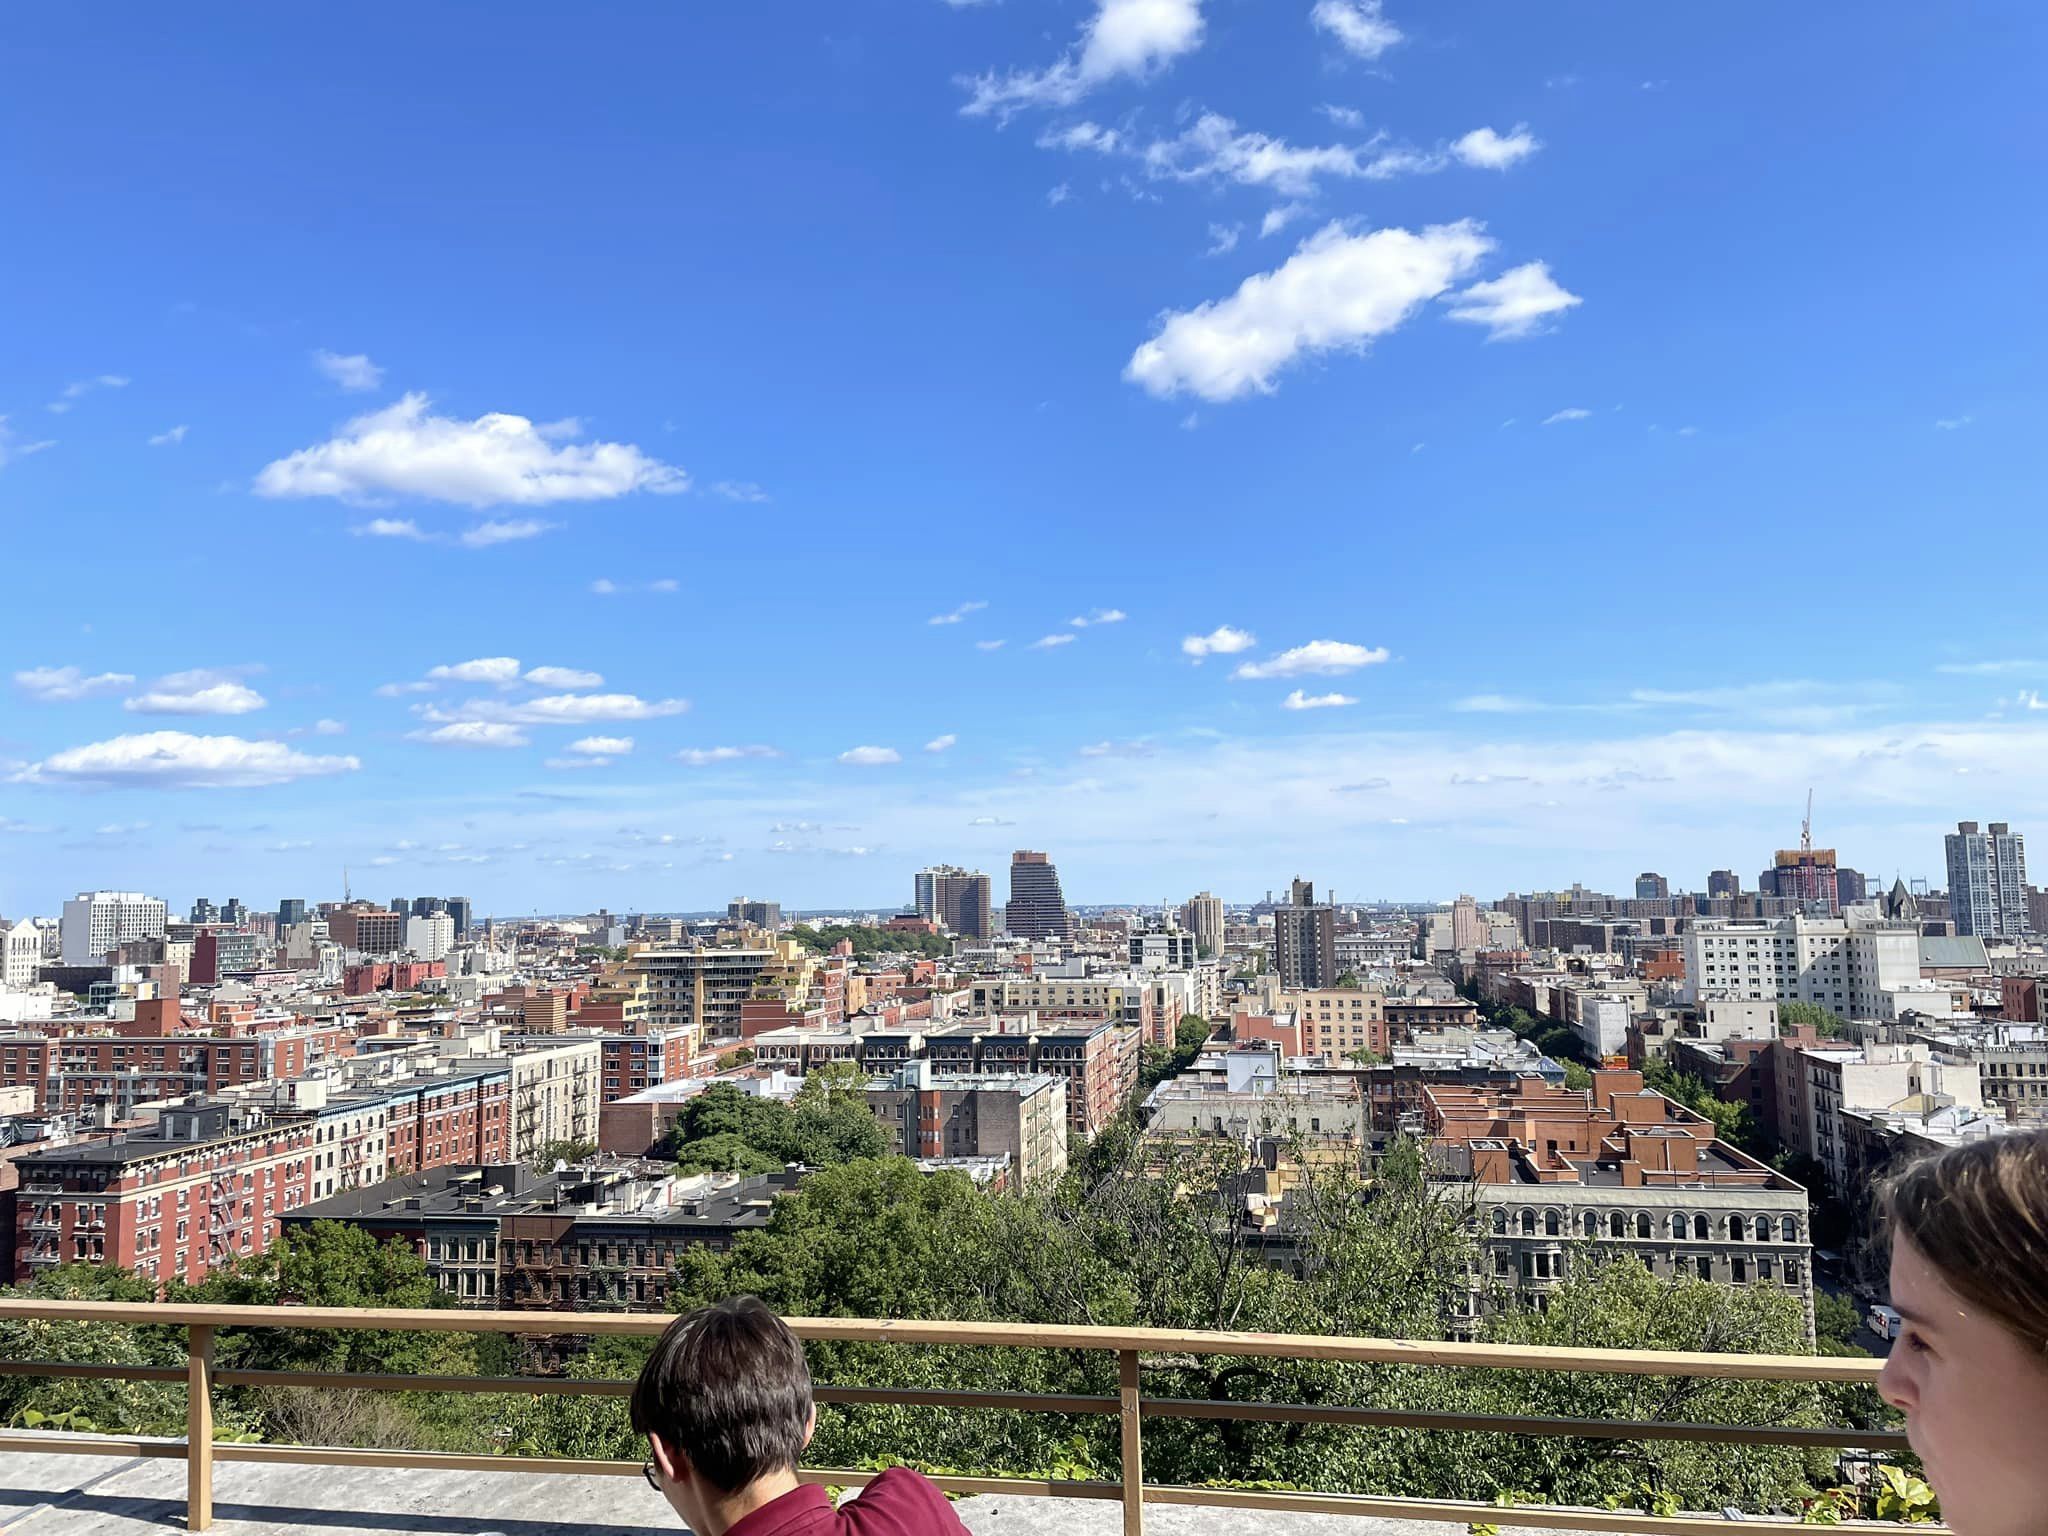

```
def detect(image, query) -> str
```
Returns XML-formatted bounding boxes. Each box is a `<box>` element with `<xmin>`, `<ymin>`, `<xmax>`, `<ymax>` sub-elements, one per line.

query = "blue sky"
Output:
<box><xmin>3</xmin><ymin>1</ymin><xmax>2046</xmax><ymax>917</ymax></box>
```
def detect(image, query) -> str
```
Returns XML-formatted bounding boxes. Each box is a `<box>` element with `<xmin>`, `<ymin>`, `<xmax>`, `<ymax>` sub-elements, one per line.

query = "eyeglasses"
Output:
<box><xmin>642</xmin><ymin>1460</ymin><xmax>661</xmax><ymax>1492</ymax></box>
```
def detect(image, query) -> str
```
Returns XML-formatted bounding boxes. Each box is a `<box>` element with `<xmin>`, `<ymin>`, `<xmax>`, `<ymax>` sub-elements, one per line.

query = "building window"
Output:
<box><xmin>1696</xmin><ymin>1256</ymin><xmax>1713</xmax><ymax>1281</ymax></box>
<box><xmin>1694</xmin><ymin>1215</ymin><xmax>1710</xmax><ymax>1241</ymax></box>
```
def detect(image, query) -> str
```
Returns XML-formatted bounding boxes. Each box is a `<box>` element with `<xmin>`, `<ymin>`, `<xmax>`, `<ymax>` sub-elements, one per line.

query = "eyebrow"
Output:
<box><xmin>1892</xmin><ymin>1303</ymin><xmax>1937</xmax><ymax>1328</ymax></box>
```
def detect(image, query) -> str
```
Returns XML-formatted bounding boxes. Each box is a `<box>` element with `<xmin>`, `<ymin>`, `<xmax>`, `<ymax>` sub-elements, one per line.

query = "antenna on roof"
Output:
<box><xmin>1801</xmin><ymin>790</ymin><xmax>1813</xmax><ymax>857</ymax></box>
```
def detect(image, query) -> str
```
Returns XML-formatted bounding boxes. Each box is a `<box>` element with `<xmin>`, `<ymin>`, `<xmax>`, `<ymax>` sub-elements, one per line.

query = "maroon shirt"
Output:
<box><xmin>721</xmin><ymin>1468</ymin><xmax>968</xmax><ymax>1536</ymax></box>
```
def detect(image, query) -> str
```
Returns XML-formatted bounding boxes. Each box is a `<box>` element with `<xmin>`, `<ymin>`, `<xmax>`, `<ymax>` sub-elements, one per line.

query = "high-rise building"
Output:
<box><xmin>405</xmin><ymin>912</ymin><xmax>456</xmax><ymax>961</ymax></box>
<box><xmin>1181</xmin><ymin>891</ymin><xmax>1224</xmax><ymax>959</ymax></box>
<box><xmin>1835</xmin><ymin>868</ymin><xmax>1867</xmax><ymax>905</ymax></box>
<box><xmin>1634</xmin><ymin>872</ymin><xmax>1670</xmax><ymax>901</ymax></box>
<box><xmin>915</xmin><ymin>866</ymin><xmax>993</xmax><ymax>940</ymax></box>
<box><xmin>726</xmin><ymin>897</ymin><xmax>782</xmax><ymax>932</ymax></box>
<box><xmin>220</xmin><ymin>898</ymin><xmax>249</xmax><ymax>927</ymax></box>
<box><xmin>60</xmin><ymin>891</ymin><xmax>169</xmax><ymax>965</ymax></box>
<box><xmin>1006</xmin><ymin>851</ymin><xmax>1074</xmax><ymax>941</ymax></box>
<box><xmin>1707</xmin><ymin>870</ymin><xmax>1741</xmax><ymax>900</ymax></box>
<box><xmin>1763</xmin><ymin>848</ymin><xmax>1839</xmax><ymax>914</ymax></box>
<box><xmin>1449</xmin><ymin>894</ymin><xmax>1486</xmax><ymax>952</ymax></box>
<box><xmin>277</xmin><ymin>898</ymin><xmax>308</xmax><ymax>929</ymax></box>
<box><xmin>189</xmin><ymin>898</ymin><xmax>219</xmax><ymax>924</ymax></box>
<box><xmin>1272</xmin><ymin>878</ymin><xmax>1337</xmax><ymax>989</ymax></box>
<box><xmin>1944</xmin><ymin>821</ymin><xmax>2029</xmax><ymax>938</ymax></box>
<box><xmin>446</xmin><ymin>897</ymin><xmax>473</xmax><ymax>940</ymax></box>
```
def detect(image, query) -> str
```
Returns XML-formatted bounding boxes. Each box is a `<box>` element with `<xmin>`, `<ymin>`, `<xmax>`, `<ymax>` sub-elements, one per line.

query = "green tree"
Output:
<box><xmin>1561</xmin><ymin>1060</ymin><xmax>1594</xmax><ymax>1092</ymax></box>
<box><xmin>0</xmin><ymin>1265</ymin><xmax>203</xmax><ymax>1436</ymax></box>
<box><xmin>1812</xmin><ymin>1290</ymin><xmax>1864</xmax><ymax>1351</ymax></box>
<box><xmin>1779</xmin><ymin>1002</ymin><xmax>1847</xmax><ymax>1039</ymax></box>
<box><xmin>529</xmin><ymin>1138</ymin><xmax>597</xmax><ymax>1173</ymax></box>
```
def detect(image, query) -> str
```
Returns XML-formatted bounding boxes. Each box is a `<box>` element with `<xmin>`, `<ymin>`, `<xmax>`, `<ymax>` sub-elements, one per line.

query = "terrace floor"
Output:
<box><xmin>0</xmin><ymin>1450</ymin><xmax>1608</xmax><ymax>1536</ymax></box>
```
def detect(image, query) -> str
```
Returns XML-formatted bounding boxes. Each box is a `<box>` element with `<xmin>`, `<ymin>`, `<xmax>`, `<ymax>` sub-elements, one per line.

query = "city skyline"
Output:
<box><xmin>5</xmin><ymin>4</ymin><xmax>2046</xmax><ymax>912</ymax></box>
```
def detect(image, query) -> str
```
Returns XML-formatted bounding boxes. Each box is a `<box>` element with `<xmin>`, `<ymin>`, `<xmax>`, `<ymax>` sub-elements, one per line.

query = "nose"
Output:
<box><xmin>1876</xmin><ymin>1345</ymin><xmax>1914</xmax><ymax>1412</ymax></box>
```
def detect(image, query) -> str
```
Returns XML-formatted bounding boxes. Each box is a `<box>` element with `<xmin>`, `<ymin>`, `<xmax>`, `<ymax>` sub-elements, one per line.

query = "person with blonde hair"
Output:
<box><xmin>1876</xmin><ymin>1128</ymin><xmax>2048</xmax><ymax>1536</ymax></box>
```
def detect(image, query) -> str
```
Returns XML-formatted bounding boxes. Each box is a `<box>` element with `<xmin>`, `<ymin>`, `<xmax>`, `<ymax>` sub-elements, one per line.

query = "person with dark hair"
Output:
<box><xmin>1876</xmin><ymin>1128</ymin><xmax>2048</xmax><ymax>1536</ymax></box>
<box><xmin>632</xmin><ymin>1296</ymin><xmax>967</xmax><ymax>1536</ymax></box>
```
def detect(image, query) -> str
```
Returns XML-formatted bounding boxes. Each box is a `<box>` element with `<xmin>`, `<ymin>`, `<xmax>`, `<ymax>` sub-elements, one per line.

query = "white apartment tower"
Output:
<box><xmin>1943</xmin><ymin>821</ymin><xmax>2029</xmax><ymax>938</ymax></box>
<box><xmin>59</xmin><ymin>890</ymin><xmax>169</xmax><ymax>964</ymax></box>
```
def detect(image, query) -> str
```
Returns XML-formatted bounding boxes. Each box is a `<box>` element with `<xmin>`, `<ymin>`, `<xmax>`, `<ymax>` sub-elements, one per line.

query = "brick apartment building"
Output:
<box><xmin>282</xmin><ymin>1162</ymin><xmax>803</xmax><ymax>1309</ymax></box>
<box><xmin>0</xmin><ymin>1000</ymin><xmax>349</xmax><ymax>1117</ymax></box>
<box><xmin>864</xmin><ymin>1064</ymin><xmax>1069</xmax><ymax>1186</ymax></box>
<box><xmin>921</xmin><ymin>1018</ymin><xmax>1139</xmax><ymax>1137</ymax></box>
<box><xmin>13</xmin><ymin>1101</ymin><xmax>317</xmax><ymax>1284</ymax></box>
<box><xmin>1426</xmin><ymin>1070</ymin><xmax>1814</xmax><ymax>1331</ymax></box>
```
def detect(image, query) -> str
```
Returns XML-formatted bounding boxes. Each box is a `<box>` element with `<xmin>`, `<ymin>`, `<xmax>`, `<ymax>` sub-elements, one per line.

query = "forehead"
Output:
<box><xmin>1889</xmin><ymin>1232</ymin><xmax>1953</xmax><ymax>1314</ymax></box>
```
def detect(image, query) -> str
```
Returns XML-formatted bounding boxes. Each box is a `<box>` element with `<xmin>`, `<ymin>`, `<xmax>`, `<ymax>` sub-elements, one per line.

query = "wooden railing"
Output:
<box><xmin>0</xmin><ymin>1301</ymin><xmax>1923</xmax><ymax>1536</ymax></box>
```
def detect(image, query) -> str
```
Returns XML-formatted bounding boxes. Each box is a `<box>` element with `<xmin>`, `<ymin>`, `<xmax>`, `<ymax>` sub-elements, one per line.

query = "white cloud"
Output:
<box><xmin>433</xmin><ymin>692</ymin><xmax>688</xmax><ymax>725</ymax></box>
<box><xmin>1039</xmin><ymin>121</ymin><xmax>1125</xmax><ymax>154</ymax></box>
<box><xmin>429</xmin><ymin>657</ymin><xmax>523</xmax><ymax>686</ymax></box>
<box><xmin>254</xmin><ymin>393</ymin><xmax>688</xmax><ymax>508</ymax></box>
<box><xmin>1935</xmin><ymin>415</ymin><xmax>1972</xmax><ymax>431</ymax></box>
<box><xmin>1182</xmin><ymin>624</ymin><xmax>1257</xmax><ymax>660</ymax></box>
<box><xmin>15</xmin><ymin>666</ymin><xmax>136</xmax><ymax>702</ymax></box>
<box><xmin>1320</xmin><ymin>104</ymin><xmax>1365</xmax><ymax>128</ymax></box>
<box><xmin>676</xmin><ymin>745</ymin><xmax>781</xmax><ymax>766</ymax></box>
<box><xmin>1047</xmin><ymin>182</ymin><xmax>1073</xmax><ymax>207</ymax></box>
<box><xmin>355</xmin><ymin>518</ymin><xmax>430</xmax><ymax>540</ymax></box>
<box><xmin>1311</xmin><ymin>0</ymin><xmax>1402</xmax><ymax>59</ymax></box>
<box><xmin>711</xmin><ymin>480</ymin><xmax>770</xmax><ymax>502</ymax></box>
<box><xmin>1079</xmin><ymin>739</ymin><xmax>1153</xmax><ymax>758</ymax></box>
<box><xmin>568</xmin><ymin>735</ymin><xmax>633</xmax><ymax>755</ymax></box>
<box><xmin>1451</xmin><ymin>126</ymin><xmax>1540</xmax><ymax>170</ymax></box>
<box><xmin>313</xmin><ymin>350</ymin><xmax>385</xmax><ymax>392</ymax></box>
<box><xmin>590</xmin><ymin>578</ymin><xmax>619</xmax><ymax>595</ymax></box>
<box><xmin>47</xmin><ymin>375</ymin><xmax>129</xmax><ymax>414</ymax></box>
<box><xmin>1030</xmin><ymin>633</ymin><xmax>1078</xmax><ymax>649</ymax></box>
<box><xmin>590</xmin><ymin>577</ymin><xmax>678</xmax><ymax>596</ymax></box>
<box><xmin>15</xmin><ymin>731</ymin><xmax>358</xmax><ymax>788</ymax></box>
<box><xmin>976</xmin><ymin>639</ymin><xmax>1008</xmax><ymax>651</ymax></box>
<box><xmin>149</xmin><ymin>425</ymin><xmax>189</xmax><ymax>447</ymax></box>
<box><xmin>961</xmin><ymin>0</ymin><xmax>1204</xmax><ymax>117</ymax></box>
<box><xmin>1444</xmin><ymin>262</ymin><xmax>1582</xmax><ymax>340</ymax></box>
<box><xmin>1283</xmin><ymin>689</ymin><xmax>1359</xmax><ymax>709</ymax></box>
<box><xmin>1139</xmin><ymin>113</ymin><xmax>1445</xmax><ymax>199</ymax></box>
<box><xmin>1543</xmin><ymin>407</ymin><xmax>1592</xmax><ymax>424</ymax></box>
<box><xmin>839</xmin><ymin>745</ymin><xmax>903</xmax><ymax>765</ymax></box>
<box><xmin>0</xmin><ymin>416</ymin><xmax>59</xmax><ymax>467</ymax></box>
<box><xmin>1069</xmin><ymin>608</ymin><xmax>1127</xmax><ymax>627</ymax></box>
<box><xmin>1261</xmin><ymin>203</ymin><xmax>1309</xmax><ymax>238</ymax></box>
<box><xmin>459</xmin><ymin>518</ymin><xmax>557</xmax><ymax>548</ymax></box>
<box><xmin>925</xmin><ymin>734</ymin><xmax>959</xmax><ymax>753</ymax></box>
<box><xmin>1453</xmin><ymin>694</ymin><xmax>1541</xmax><ymax>713</ymax></box>
<box><xmin>524</xmin><ymin>666</ymin><xmax>604</xmax><ymax>689</ymax></box>
<box><xmin>1206</xmin><ymin>222</ymin><xmax>1242</xmax><ymax>256</ymax></box>
<box><xmin>545</xmin><ymin>754</ymin><xmax>616</xmax><ymax>770</ymax></box>
<box><xmin>1126</xmin><ymin>220</ymin><xmax>1494</xmax><ymax>402</ymax></box>
<box><xmin>374</xmin><ymin>680</ymin><xmax>435</xmax><ymax>697</ymax></box>
<box><xmin>1233</xmin><ymin>639</ymin><xmax>1389</xmax><ymax>679</ymax></box>
<box><xmin>409</xmin><ymin>721</ymin><xmax>529</xmax><ymax>749</ymax></box>
<box><xmin>313</xmin><ymin>719</ymin><xmax>346</xmax><ymax>735</ymax></box>
<box><xmin>929</xmin><ymin>600</ymin><xmax>989</xmax><ymax>626</ymax></box>
<box><xmin>1935</xmin><ymin>659</ymin><xmax>2043</xmax><ymax>676</ymax></box>
<box><xmin>124</xmin><ymin>671</ymin><xmax>267</xmax><ymax>716</ymax></box>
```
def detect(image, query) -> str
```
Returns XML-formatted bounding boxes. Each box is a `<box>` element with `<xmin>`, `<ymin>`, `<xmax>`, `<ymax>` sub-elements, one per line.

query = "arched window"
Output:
<box><xmin>1755</xmin><ymin>1214</ymin><xmax>1771</xmax><ymax>1242</ymax></box>
<box><xmin>1493</xmin><ymin>1207</ymin><xmax>1508</xmax><ymax>1235</ymax></box>
<box><xmin>1520</xmin><ymin>1208</ymin><xmax>1537</xmax><ymax>1236</ymax></box>
<box><xmin>1609</xmin><ymin>1212</ymin><xmax>1626</xmax><ymax>1239</ymax></box>
<box><xmin>1583</xmin><ymin>1211</ymin><xmax>1600</xmax><ymax>1238</ymax></box>
<box><xmin>1636</xmin><ymin>1212</ymin><xmax>1652</xmax><ymax>1239</ymax></box>
<box><xmin>1781</xmin><ymin>1215</ymin><xmax>1797</xmax><ymax>1243</ymax></box>
<box><xmin>1544</xmin><ymin>1209</ymin><xmax>1561</xmax><ymax>1237</ymax></box>
<box><xmin>1694</xmin><ymin>1214</ymin><xmax>1710</xmax><ymax>1241</ymax></box>
<box><xmin>1671</xmin><ymin>1212</ymin><xmax>1687</xmax><ymax>1240</ymax></box>
<box><xmin>1728</xmin><ymin>1215</ymin><xmax>1746</xmax><ymax>1242</ymax></box>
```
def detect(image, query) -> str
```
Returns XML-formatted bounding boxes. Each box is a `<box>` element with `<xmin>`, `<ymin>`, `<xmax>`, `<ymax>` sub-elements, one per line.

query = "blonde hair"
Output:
<box><xmin>1881</xmin><ymin>1128</ymin><xmax>2048</xmax><ymax>1354</ymax></box>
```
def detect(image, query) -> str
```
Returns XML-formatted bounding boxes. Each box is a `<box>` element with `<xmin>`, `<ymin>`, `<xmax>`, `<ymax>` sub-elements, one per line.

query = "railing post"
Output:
<box><xmin>1118</xmin><ymin>1349</ymin><xmax>1143</xmax><ymax>1536</ymax></box>
<box><xmin>187</xmin><ymin>1324</ymin><xmax>214</xmax><ymax>1532</ymax></box>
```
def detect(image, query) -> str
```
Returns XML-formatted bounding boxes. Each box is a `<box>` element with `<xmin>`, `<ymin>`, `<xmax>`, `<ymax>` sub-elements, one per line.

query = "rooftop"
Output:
<box><xmin>0</xmin><ymin>1451</ymin><xmax>1617</xmax><ymax>1536</ymax></box>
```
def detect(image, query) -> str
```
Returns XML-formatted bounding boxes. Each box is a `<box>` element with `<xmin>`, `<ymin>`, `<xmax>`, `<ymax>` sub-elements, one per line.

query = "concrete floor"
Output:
<box><xmin>0</xmin><ymin>1445</ymin><xmax>1606</xmax><ymax>1536</ymax></box>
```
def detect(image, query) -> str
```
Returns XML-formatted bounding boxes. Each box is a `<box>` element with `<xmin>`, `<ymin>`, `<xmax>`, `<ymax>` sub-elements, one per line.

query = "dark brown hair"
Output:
<box><xmin>1881</xmin><ymin>1128</ymin><xmax>2048</xmax><ymax>1354</ymax></box>
<box><xmin>630</xmin><ymin>1296</ymin><xmax>814</xmax><ymax>1492</ymax></box>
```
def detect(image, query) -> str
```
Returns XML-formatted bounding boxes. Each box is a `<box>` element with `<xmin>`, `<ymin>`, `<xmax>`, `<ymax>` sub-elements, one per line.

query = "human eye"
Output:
<box><xmin>1902</xmin><ymin>1330</ymin><xmax>1932</xmax><ymax>1355</ymax></box>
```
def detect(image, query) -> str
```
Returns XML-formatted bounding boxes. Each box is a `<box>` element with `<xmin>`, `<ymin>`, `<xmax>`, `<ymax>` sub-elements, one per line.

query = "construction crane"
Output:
<box><xmin>1801</xmin><ymin>789</ymin><xmax>1813</xmax><ymax>856</ymax></box>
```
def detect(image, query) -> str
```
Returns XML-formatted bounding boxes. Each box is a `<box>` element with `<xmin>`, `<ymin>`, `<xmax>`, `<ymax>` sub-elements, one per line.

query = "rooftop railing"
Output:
<box><xmin>0</xmin><ymin>1299</ymin><xmax>1924</xmax><ymax>1536</ymax></box>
